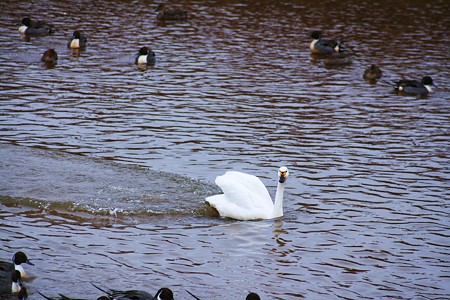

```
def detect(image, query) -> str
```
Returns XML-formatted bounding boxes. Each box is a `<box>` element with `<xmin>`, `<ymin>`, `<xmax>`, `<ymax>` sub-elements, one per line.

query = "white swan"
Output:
<box><xmin>206</xmin><ymin>166</ymin><xmax>289</xmax><ymax>220</ymax></box>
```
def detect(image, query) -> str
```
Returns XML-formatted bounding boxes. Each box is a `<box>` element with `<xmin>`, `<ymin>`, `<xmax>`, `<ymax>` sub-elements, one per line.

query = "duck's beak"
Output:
<box><xmin>26</xmin><ymin>259</ymin><xmax>34</xmax><ymax>266</ymax></box>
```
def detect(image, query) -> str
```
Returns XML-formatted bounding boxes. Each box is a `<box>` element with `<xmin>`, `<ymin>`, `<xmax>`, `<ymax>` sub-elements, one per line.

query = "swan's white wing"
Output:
<box><xmin>206</xmin><ymin>171</ymin><xmax>274</xmax><ymax>220</ymax></box>
<box><xmin>205</xmin><ymin>194</ymin><xmax>253</xmax><ymax>220</ymax></box>
<box><xmin>216</xmin><ymin>171</ymin><xmax>273</xmax><ymax>209</ymax></box>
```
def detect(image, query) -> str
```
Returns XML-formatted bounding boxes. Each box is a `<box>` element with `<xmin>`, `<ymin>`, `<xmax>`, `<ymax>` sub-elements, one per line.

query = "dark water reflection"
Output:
<box><xmin>1</xmin><ymin>0</ymin><xmax>449</xmax><ymax>299</ymax></box>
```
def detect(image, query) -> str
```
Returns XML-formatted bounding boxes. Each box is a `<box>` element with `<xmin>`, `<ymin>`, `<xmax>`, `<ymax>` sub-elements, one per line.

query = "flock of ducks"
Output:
<box><xmin>17</xmin><ymin>4</ymin><xmax>437</xmax><ymax>96</ymax></box>
<box><xmin>1</xmin><ymin>252</ymin><xmax>261</xmax><ymax>299</ymax></box>
<box><xmin>20</xmin><ymin>3</ymin><xmax>186</xmax><ymax>67</ymax></box>
<box><xmin>309</xmin><ymin>31</ymin><xmax>436</xmax><ymax>95</ymax></box>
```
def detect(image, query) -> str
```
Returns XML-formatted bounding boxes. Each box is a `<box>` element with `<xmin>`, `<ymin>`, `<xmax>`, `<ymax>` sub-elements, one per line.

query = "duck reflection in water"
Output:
<box><xmin>323</xmin><ymin>50</ymin><xmax>354</xmax><ymax>67</ymax></box>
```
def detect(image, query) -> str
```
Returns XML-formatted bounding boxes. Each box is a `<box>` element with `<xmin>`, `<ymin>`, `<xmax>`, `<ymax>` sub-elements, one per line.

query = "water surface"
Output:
<box><xmin>1</xmin><ymin>0</ymin><xmax>449</xmax><ymax>299</ymax></box>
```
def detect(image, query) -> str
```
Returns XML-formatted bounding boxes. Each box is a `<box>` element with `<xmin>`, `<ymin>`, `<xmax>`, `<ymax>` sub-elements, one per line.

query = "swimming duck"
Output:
<box><xmin>68</xmin><ymin>30</ymin><xmax>87</xmax><ymax>49</ymax></box>
<box><xmin>92</xmin><ymin>284</ymin><xmax>174</xmax><ymax>300</ymax></box>
<box><xmin>41</xmin><ymin>49</ymin><xmax>58</xmax><ymax>64</ymax></box>
<box><xmin>135</xmin><ymin>47</ymin><xmax>156</xmax><ymax>65</ymax></box>
<box><xmin>206</xmin><ymin>166</ymin><xmax>289</xmax><ymax>220</ymax></box>
<box><xmin>310</xmin><ymin>31</ymin><xmax>342</xmax><ymax>55</ymax></box>
<box><xmin>394</xmin><ymin>76</ymin><xmax>436</xmax><ymax>95</ymax></box>
<box><xmin>155</xmin><ymin>4</ymin><xmax>188</xmax><ymax>21</ymax></box>
<box><xmin>363</xmin><ymin>65</ymin><xmax>383</xmax><ymax>81</ymax></box>
<box><xmin>18</xmin><ymin>17</ymin><xmax>55</xmax><ymax>35</ymax></box>
<box><xmin>1</xmin><ymin>253</ymin><xmax>32</xmax><ymax>297</ymax></box>
<box><xmin>0</xmin><ymin>252</ymin><xmax>34</xmax><ymax>279</ymax></box>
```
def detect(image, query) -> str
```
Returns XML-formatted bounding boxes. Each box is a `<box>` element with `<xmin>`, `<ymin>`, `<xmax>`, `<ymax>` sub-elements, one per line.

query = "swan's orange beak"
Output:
<box><xmin>279</xmin><ymin>171</ymin><xmax>287</xmax><ymax>183</ymax></box>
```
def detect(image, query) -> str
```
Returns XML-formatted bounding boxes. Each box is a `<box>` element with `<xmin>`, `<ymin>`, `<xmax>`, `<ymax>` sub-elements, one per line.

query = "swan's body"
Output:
<box><xmin>206</xmin><ymin>167</ymin><xmax>288</xmax><ymax>220</ymax></box>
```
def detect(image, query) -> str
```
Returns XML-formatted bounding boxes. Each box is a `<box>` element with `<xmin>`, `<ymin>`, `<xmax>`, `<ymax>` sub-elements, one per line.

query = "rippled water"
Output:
<box><xmin>1</xmin><ymin>0</ymin><xmax>449</xmax><ymax>299</ymax></box>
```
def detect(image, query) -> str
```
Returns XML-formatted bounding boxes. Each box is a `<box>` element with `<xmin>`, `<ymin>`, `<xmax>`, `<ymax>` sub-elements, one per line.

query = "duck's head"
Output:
<box><xmin>137</xmin><ymin>46</ymin><xmax>150</xmax><ymax>56</ymax></box>
<box><xmin>422</xmin><ymin>76</ymin><xmax>436</xmax><ymax>92</ymax></box>
<box><xmin>155</xmin><ymin>287</ymin><xmax>174</xmax><ymax>300</ymax></box>
<box><xmin>72</xmin><ymin>30</ymin><xmax>82</xmax><ymax>39</ymax></box>
<box><xmin>278</xmin><ymin>166</ymin><xmax>289</xmax><ymax>183</ymax></box>
<box><xmin>310</xmin><ymin>31</ymin><xmax>322</xmax><ymax>40</ymax></box>
<box><xmin>422</xmin><ymin>76</ymin><xmax>436</xmax><ymax>87</ymax></box>
<box><xmin>246</xmin><ymin>292</ymin><xmax>261</xmax><ymax>300</ymax></box>
<box><xmin>12</xmin><ymin>252</ymin><xmax>34</xmax><ymax>266</ymax></box>
<box><xmin>20</xmin><ymin>17</ymin><xmax>32</xmax><ymax>26</ymax></box>
<box><xmin>136</xmin><ymin>47</ymin><xmax>156</xmax><ymax>59</ymax></box>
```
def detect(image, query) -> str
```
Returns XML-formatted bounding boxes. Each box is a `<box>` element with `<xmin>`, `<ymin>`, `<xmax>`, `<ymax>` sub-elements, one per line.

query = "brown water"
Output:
<box><xmin>1</xmin><ymin>0</ymin><xmax>449</xmax><ymax>299</ymax></box>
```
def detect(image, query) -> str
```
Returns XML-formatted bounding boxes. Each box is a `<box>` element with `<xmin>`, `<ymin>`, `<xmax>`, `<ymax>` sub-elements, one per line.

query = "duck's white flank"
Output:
<box><xmin>137</xmin><ymin>55</ymin><xmax>148</xmax><ymax>64</ymax></box>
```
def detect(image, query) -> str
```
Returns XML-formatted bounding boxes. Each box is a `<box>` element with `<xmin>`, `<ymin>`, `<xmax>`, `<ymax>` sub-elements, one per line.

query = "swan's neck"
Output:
<box><xmin>272</xmin><ymin>181</ymin><xmax>285</xmax><ymax>218</ymax></box>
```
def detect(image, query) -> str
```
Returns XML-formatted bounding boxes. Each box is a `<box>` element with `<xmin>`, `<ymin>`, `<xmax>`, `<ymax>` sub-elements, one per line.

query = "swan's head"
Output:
<box><xmin>278</xmin><ymin>166</ymin><xmax>289</xmax><ymax>183</ymax></box>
